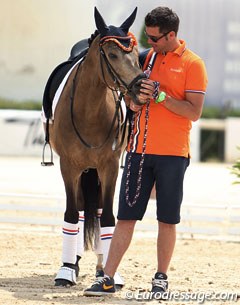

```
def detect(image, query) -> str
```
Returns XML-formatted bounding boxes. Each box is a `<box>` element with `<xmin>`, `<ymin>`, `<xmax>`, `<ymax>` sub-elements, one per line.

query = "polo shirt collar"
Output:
<box><xmin>173</xmin><ymin>39</ymin><xmax>186</xmax><ymax>56</ymax></box>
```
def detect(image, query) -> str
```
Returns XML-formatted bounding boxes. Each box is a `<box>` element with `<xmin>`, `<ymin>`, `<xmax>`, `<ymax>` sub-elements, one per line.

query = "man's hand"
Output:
<box><xmin>129</xmin><ymin>101</ymin><xmax>143</xmax><ymax>112</ymax></box>
<box><xmin>139</xmin><ymin>79</ymin><xmax>157</xmax><ymax>102</ymax></box>
<box><xmin>124</xmin><ymin>95</ymin><xmax>143</xmax><ymax>112</ymax></box>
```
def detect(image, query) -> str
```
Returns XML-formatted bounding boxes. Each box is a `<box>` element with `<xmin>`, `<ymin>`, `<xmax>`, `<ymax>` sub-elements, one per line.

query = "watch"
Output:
<box><xmin>155</xmin><ymin>91</ymin><xmax>166</xmax><ymax>103</ymax></box>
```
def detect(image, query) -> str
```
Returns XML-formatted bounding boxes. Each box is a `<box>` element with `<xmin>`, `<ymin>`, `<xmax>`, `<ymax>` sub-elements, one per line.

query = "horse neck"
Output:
<box><xmin>73</xmin><ymin>38</ymin><xmax>114</xmax><ymax>119</ymax></box>
<box><xmin>79</xmin><ymin>37</ymin><xmax>102</xmax><ymax>86</ymax></box>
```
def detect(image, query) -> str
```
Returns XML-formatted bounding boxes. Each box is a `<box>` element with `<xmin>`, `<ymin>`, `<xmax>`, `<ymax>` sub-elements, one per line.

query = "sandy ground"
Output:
<box><xmin>0</xmin><ymin>230</ymin><xmax>239</xmax><ymax>305</ymax></box>
<box><xmin>0</xmin><ymin>157</ymin><xmax>240</xmax><ymax>304</ymax></box>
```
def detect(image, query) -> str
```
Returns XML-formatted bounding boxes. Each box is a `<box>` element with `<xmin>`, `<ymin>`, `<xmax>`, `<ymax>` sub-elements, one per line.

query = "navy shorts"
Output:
<box><xmin>117</xmin><ymin>153</ymin><xmax>190</xmax><ymax>224</ymax></box>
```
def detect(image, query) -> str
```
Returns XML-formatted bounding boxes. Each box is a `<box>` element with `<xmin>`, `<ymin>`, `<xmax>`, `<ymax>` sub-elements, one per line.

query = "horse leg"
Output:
<box><xmin>75</xmin><ymin>168</ymin><xmax>99</xmax><ymax>277</ymax></box>
<box><xmin>55</xmin><ymin>160</ymin><xmax>82</xmax><ymax>287</ymax></box>
<box><xmin>76</xmin><ymin>210</ymin><xmax>84</xmax><ymax>268</ymax></box>
<box><xmin>94</xmin><ymin>208</ymin><xmax>106</xmax><ymax>278</ymax></box>
<box><xmin>94</xmin><ymin>209</ymin><xmax>115</xmax><ymax>272</ymax></box>
<box><xmin>78</xmin><ymin>169</ymin><xmax>102</xmax><ymax>277</ymax></box>
<box><xmin>79</xmin><ymin>168</ymin><xmax>114</xmax><ymax>279</ymax></box>
<box><xmin>96</xmin><ymin>159</ymin><xmax>125</xmax><ymax>287</ymax></box>
<box><xmin>94</xmin><ymin>208</ymin><xmax>103</xmax><ymax>270</ymax></box>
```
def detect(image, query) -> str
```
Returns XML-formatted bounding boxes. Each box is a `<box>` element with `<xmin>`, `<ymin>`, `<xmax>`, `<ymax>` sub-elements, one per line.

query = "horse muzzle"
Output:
<box><xmin>127</xmin><ymin>73</ymin><xmax>148</xmax><ymax>106</ymax></box>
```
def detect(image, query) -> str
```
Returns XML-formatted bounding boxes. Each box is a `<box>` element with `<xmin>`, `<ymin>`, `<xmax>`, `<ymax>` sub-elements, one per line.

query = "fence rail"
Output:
<box><xmin>0</xmin><ymin>192</ymin><xmax>240</xmax><ymax>240</ymax></box>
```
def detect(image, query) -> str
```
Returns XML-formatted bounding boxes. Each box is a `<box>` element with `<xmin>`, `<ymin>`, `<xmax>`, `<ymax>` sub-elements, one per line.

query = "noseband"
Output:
<box><xmin>99</xmin><ymin>34</ymin><xmax>143</xmax><ymax>95</ymax></box>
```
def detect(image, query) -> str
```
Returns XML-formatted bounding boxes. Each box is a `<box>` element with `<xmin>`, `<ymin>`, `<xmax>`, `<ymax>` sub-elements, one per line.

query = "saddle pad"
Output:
<box><xmin>41</xmin><ymin>57</ymin><xmax>84</xmax><ymax>123</ymax></box>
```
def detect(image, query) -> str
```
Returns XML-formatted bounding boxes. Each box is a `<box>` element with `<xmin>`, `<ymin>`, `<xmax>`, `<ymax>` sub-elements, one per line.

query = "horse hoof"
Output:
<box><xmin>114</xmin><ymin>271</ymin><xmax>125</xmax><ymax>288</ymax></box>
<box><xmin>55</xmin><ymin>279</ymin><xmax>75</xmax><ymax>287</ymax></box>
<box><xmin>115</xmin><ymin>284</ymin><xmax>124</xmax><ymax>291</ymax></box>
<box><xmin>54</xmin><ymin>266</ymin><xmax>77</xmax><ymax>286</ymax></box>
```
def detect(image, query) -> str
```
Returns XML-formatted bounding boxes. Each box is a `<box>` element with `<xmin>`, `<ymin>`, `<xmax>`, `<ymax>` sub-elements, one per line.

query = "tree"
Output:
<box><xmin>139</xmin><ymin>24</ymin><xmax>150</xmax><ymax>49</ymax></box>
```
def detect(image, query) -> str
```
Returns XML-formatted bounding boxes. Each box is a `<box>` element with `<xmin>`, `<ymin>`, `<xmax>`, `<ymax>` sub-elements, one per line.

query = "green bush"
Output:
<box><xmin>231</xmin><ymin>147</ymin><xmax>240</xmax><ymax>184</ymax></box>
<box><xmin>1</xmin><ymin>96</ymin><xmax>240</xmax><ymax>120</ymax></box>
<box><xmin>201</xmin><ymin>106</ymin><xmax>240</xmax><ymax>118</ymax></box>
<box><xmin>0</xmin><ymin>97</ymin><xmax>42</xmax><ymax>110</ymax></box>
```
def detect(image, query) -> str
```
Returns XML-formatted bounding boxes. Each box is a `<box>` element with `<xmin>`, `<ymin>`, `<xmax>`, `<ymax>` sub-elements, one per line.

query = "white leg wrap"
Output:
<box><xmin>55</xmin><ymin>266</ymin><xmax>77</xmax><ymax>285</ymax></box>
<box><xmin>94</xmin><ymin>224</ymin><xmax>124</xmax><ymax>286</ymax></box>
<box><xmin>94</xmin><ymin>226</ymin><xmax>115</xmax><ymax>267</ymax></box>
<box><xmin>114</xmin><ymin>271</ymin><xmax>125</xmax><ymax>286</ymax></box>
<box><xmin>77</xmin><ymin>211</ymin><xmax>84</xmax><ymax>257</ymax></box>
<box><xmin>62</xmin><ymin>221</ymin><xmax>78</xmax><ymax>264</ymax></box>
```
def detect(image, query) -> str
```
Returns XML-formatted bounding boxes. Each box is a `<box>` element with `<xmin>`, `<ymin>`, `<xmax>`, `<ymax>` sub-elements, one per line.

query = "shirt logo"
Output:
<box><xmin>170</xmin><ymin>68</ymin><xmax>183</xmax><ymax>73</ymax></box>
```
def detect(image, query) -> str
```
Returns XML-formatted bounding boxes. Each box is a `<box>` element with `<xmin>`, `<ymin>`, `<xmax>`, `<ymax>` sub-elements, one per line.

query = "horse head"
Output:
<box><xmin>94</xmin><ymin>7</ymin><xmax>147</xmax><ymax>106</ymax></box>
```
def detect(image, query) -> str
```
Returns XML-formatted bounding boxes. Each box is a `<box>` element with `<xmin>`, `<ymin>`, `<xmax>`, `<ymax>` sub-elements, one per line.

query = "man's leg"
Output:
<box><xmin>83</xmin><ymin>219</ymin><xmax>136</xmax><ymax>296</ymax></box>
<box><xmin>151</xmin><ymin>156</ymin><xmax>189</xmax><ymax>295</ymax></box>
<box><xmin>104</xmin><ymin>219</ymin><xmax>136</xmax><ymax>277</ymax></box>
<box><xmin>151</xmin><ymin>222</ymin><xmax>176</xmax><ymax>296</ymax></box>
<box><xmin>157</xmin><ymin>222</ymin><xmax>176</xmax><ymax>274</ymax></box>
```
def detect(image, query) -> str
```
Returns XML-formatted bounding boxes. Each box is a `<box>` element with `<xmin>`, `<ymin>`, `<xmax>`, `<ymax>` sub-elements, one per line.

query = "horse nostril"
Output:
<box><xmin>128</xmin><ymin>73</ymin><xmax>147</xmax><ymax>99</ymax></box>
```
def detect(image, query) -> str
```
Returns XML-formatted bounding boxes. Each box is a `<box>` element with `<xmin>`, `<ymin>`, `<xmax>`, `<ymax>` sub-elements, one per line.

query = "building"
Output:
<box><xmin>1</xmin><ymin>0</ymin><xmax>240</xmax><ymax>162</ymax></box>
<box><xmin>1</xmin><ymin>0</ymin><xmax>240</xmax><ymax>109</ymax></box>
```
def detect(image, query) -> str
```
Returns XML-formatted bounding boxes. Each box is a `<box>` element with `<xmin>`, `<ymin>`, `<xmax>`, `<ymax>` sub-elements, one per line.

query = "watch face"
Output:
<box><xmin>156</xmin><ymin>91</ymin><xmax>166</xmax><ymax>103</ymax></box>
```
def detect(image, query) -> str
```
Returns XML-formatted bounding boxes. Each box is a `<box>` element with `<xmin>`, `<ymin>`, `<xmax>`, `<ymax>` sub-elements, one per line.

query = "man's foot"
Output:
<box><xmin>83</xmin><ymin>275</ymin><xmax>115</xmax><ymax>296</ymax></box>
<box><xmin>151</xmin><ymin>272</ymin><xmax>168</xmax><ymax>299</ymax></box>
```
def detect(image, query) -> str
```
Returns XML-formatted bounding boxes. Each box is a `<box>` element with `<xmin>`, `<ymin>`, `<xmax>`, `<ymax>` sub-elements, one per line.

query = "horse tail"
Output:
<box><xmin>81</xmin><ymin>169</ymin><xmax>101</xmax><ymax>250</ymax></box>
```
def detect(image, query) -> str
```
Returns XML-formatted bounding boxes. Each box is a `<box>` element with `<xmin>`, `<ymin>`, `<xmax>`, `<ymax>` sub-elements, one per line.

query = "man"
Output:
<box><xmin>84</xmin><ymin>6</ymin><xmax>208</xmax><ymax>297</ymax></box>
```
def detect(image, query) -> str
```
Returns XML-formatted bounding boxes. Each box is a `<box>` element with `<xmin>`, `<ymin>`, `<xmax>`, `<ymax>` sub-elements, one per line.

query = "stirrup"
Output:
<box><xmin>41</xmin><ymin>141</ymin><xmax>54</xmax><ymax>166</ymax></box>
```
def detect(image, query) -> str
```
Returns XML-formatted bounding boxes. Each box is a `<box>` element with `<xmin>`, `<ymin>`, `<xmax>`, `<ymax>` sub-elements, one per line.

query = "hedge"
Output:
<box><xmin>0</xmin><ymin>98</ymin><xmax>41</xmax><ymax>110</ymax></box>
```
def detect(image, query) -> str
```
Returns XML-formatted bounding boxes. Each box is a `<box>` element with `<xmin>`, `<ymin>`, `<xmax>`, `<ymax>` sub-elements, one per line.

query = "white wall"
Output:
<box><xmin>225</xmin><ymin>118</ymin><xmax>240</xmax><ymax>162</ymax></box>
<box><xmin>1</xmin><ymin>0</ymin><xmax>240</xmax><ymax>110</ymax></box>
<box><xmin>0</xmin><ymin>0</ymin><xmax>95</xmax><ymax>101</ymax></box>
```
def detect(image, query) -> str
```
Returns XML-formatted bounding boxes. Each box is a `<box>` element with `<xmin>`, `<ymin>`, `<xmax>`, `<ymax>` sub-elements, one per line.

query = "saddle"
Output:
<box><xmin>42</xmin><ymin>39</ymin><xmax>89</xmax><ymax>119</ymax></box>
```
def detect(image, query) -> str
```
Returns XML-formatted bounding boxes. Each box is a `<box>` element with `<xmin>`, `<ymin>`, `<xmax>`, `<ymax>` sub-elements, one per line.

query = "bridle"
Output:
<box><xmin>99</xmin><ymin>45</ymin><xmax>144</xmax><ymax>96</ymax></box>
<box><xmin>70</xmin><ymin>34</ymin><xmax>143</xmax><ymax>150</ymax></box>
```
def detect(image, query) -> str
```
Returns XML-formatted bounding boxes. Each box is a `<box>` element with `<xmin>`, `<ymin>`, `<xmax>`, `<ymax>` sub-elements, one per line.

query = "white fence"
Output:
<box><xmin>0</xmin><ymin>192</ymin><xmax>239</xmax><ymax>241</ymax></box>
<box><xmin>0</xmin><ymin>110</ymin><xmax>44</xmax><ymax>157</ymax></box>
<box><xmin>1</xmin><ymin>110</ymin><xmax>240</xmax><ymax>162</ymax></box>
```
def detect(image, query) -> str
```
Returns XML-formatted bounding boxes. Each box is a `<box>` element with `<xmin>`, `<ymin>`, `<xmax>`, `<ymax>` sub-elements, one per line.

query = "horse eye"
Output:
<box><xmin>108</xmin><ymin>53</ymin><xmax>118</xmax><ymax>60</ymax></box>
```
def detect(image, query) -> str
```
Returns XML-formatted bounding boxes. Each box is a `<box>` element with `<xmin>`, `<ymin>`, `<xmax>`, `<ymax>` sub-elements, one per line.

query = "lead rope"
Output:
<box><xmin>125</xmin><ymin>101</ymin><xmax>150</xmax><ymax>207</ymax></box>
<box><xmin>125</xmin><ymin>51</ymin><xmax>156</xmax><ymax>207</ymax></box>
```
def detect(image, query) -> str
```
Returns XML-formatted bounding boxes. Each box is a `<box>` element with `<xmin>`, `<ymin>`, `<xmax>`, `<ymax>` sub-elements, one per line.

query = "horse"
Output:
<box><xmin>42</xmin><ymin>7</ymin><xmax>146</xmax><ymax>287</ymax></box>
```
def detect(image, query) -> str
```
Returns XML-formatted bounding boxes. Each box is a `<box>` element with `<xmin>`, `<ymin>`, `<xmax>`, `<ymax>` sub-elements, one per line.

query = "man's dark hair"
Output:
<box><xmin>145</xmin><ymin>7</ymin><xmax>180</xmax><ymax>35</ymax></box>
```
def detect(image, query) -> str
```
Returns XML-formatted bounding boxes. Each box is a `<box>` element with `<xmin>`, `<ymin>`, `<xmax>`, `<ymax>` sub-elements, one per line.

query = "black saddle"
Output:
<box><xmin>42</xmin><ymin>39</ymin><xmax>89</xmax><ymax>119</ymax></box>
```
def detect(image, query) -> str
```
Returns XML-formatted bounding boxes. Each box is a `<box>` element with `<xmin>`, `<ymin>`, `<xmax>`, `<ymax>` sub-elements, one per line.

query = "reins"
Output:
<box><xmin>70</xmin><ymin>58</ymin><xmax>124</xmax><ymax>150</ymax></box>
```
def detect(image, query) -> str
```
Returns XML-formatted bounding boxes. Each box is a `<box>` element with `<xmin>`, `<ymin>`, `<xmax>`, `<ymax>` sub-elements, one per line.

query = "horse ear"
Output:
<box><xmin>94</xmin><ymin>7</ymin><xmax>109</xmax><ymax>36</ymax></box>
<box><xmin>119</xmin><ymin>7</ymin><xmax>138</xmax><ymax>33</ymax></box>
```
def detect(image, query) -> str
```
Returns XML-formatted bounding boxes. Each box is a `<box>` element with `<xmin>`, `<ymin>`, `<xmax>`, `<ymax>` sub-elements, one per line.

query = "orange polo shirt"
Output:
<box><xmin>129</xmin><ymin>40</ymin><xmax>208</xmax><ymax>157</ymax></box>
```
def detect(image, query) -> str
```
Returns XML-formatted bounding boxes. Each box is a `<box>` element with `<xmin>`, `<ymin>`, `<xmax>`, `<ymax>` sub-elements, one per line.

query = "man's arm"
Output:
<box><xmin>164</xmin><ymin>92</ymin><xmax>205</xmax><ymax>122</ymax></box>
<box><xmin>139</xmin><ymin>79</ymin><xmax>206</xmax><ymax>121</ymax></box>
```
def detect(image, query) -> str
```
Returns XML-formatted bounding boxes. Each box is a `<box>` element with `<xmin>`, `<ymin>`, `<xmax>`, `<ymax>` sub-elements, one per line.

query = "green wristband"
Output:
<box><xmin>155</xmin><ymin>91</ymin><xmax>166</xmax><ymax>103</ymax></box>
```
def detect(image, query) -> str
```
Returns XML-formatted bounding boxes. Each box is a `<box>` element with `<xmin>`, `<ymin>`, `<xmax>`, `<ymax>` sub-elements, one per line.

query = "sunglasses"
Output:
<box><xmin>144</xmin><ymin>30</ymin><xmax>171</xmax><ymax>43</ymax></box>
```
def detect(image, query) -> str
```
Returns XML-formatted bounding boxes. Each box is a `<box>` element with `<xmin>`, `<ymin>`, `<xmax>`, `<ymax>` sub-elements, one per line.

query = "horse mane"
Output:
<box><xmin>88</xmin><ymin>30</ymin><xmax>100</xmax><ymax>46</ymax></box>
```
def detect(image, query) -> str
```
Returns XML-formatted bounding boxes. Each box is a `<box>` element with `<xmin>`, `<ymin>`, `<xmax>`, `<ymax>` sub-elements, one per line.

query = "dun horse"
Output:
<box><xmin>42</xmin><ymin>7</ymin><xmax>146</xmax><ymax>287</ymax></box>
